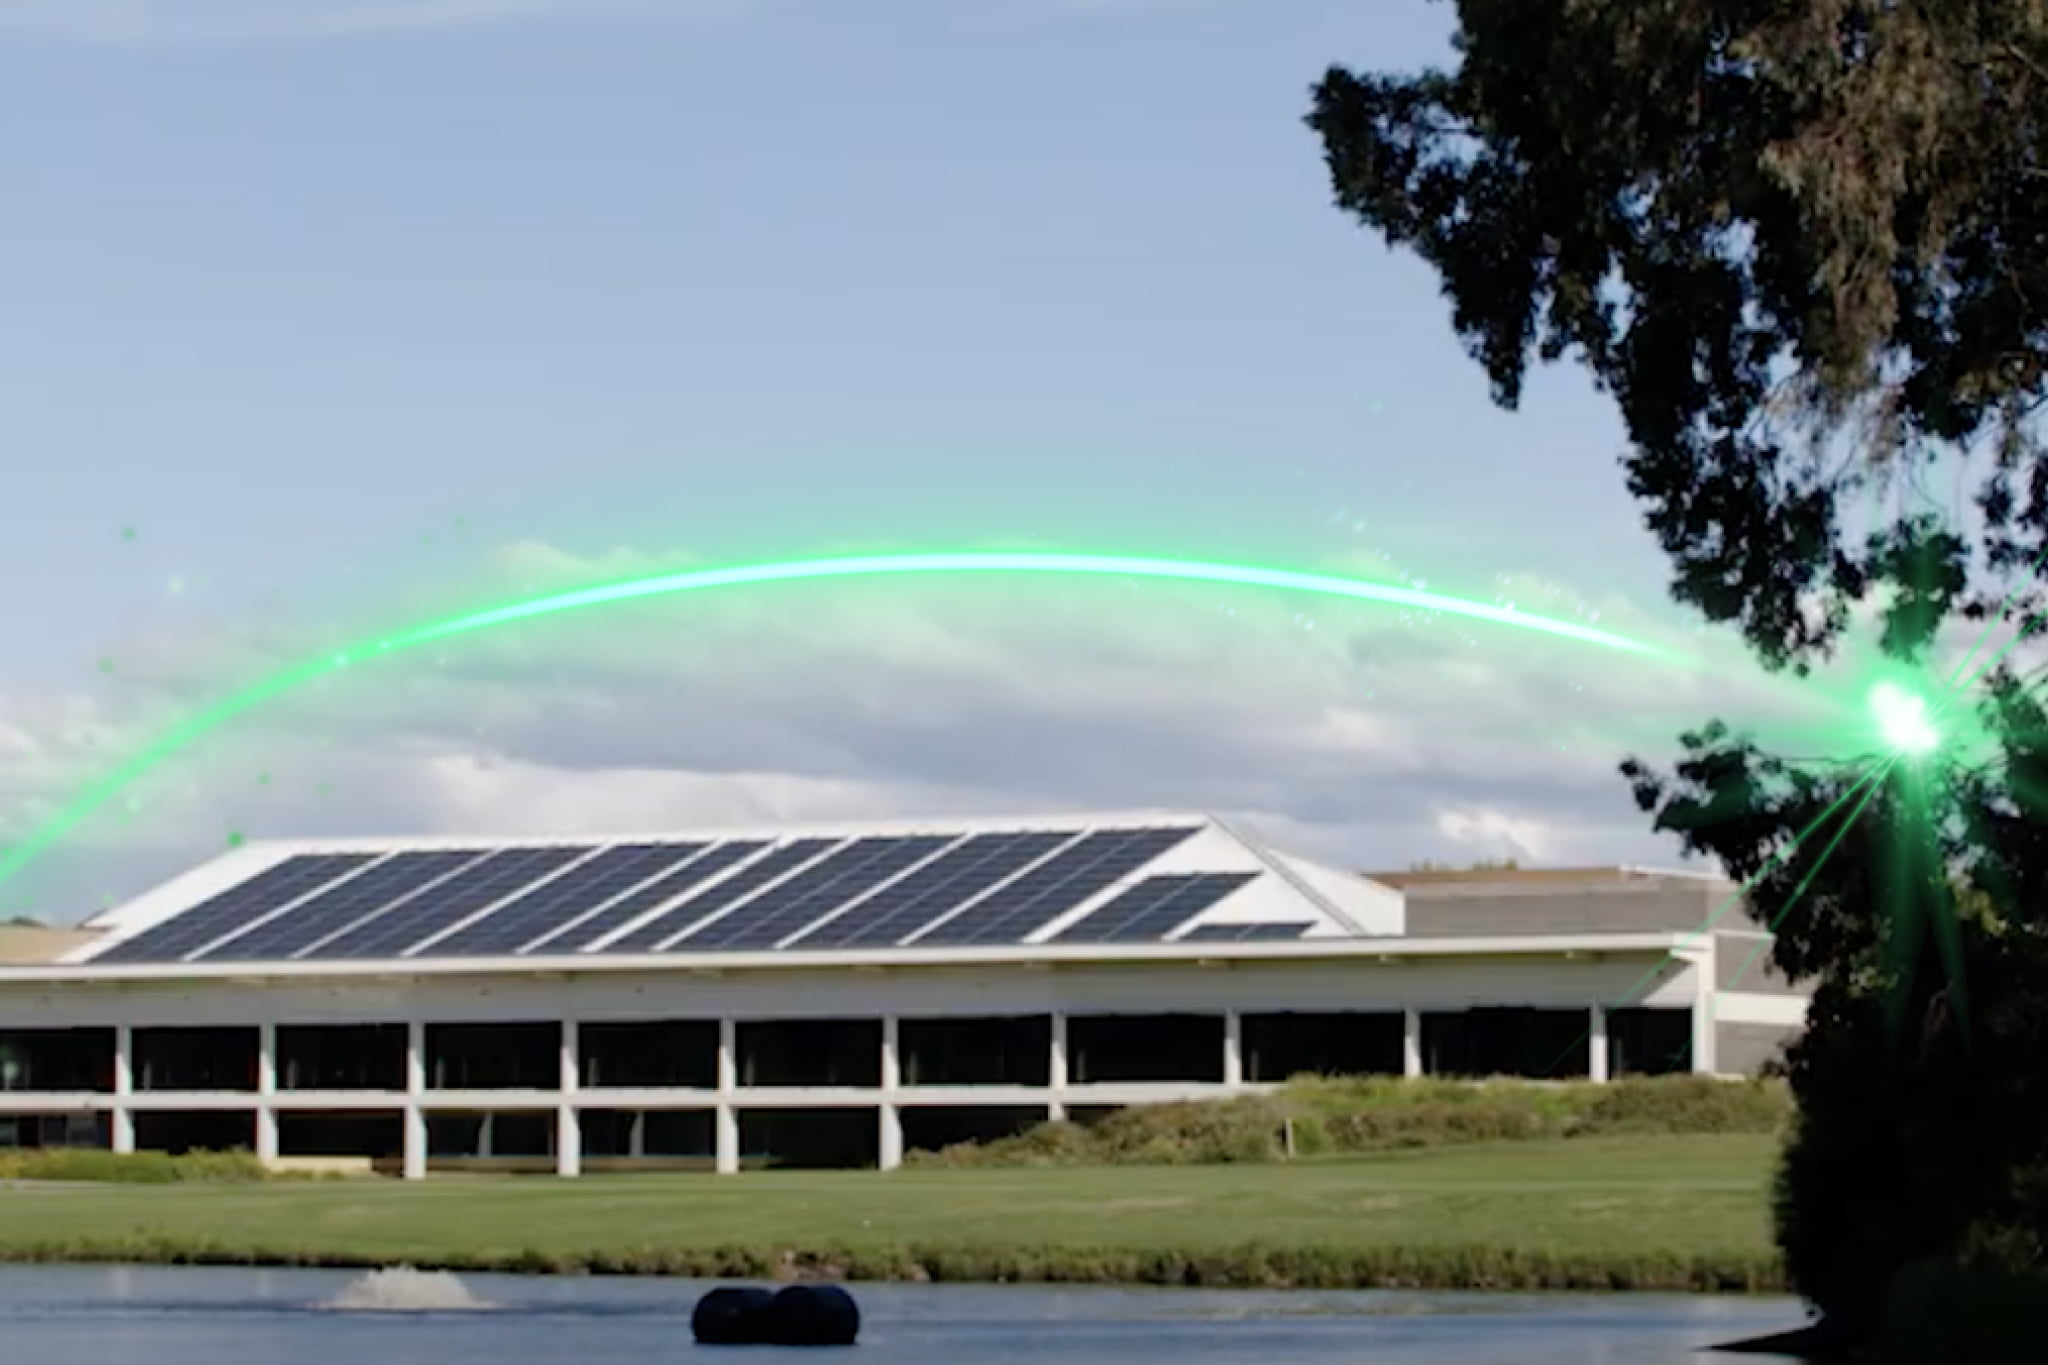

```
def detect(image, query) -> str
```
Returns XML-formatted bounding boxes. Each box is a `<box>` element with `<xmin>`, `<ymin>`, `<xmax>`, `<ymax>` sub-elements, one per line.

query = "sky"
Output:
<box><xmin>0</xmin><ymin>0</ymin><xmax>1831</xmax><ymax>924</ymax></box>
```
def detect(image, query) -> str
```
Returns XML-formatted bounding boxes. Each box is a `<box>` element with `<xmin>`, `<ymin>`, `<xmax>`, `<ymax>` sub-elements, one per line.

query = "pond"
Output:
<box><xmin>0</xmin><ymin>1264</ymin><xmax>1811</xmax><ymax>1363</ymax></box>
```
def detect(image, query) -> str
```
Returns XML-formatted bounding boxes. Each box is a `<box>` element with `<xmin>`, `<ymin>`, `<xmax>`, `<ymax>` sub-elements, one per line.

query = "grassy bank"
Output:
<box><xmin>0</xmin><ymin>1133</ymin><xmax>1786</xmax><ymax>1292</ymax></box>
<box><xmin>909</xmin><ymin>1075</ymin><xmax>1791</xmax><ymax>1167</ymax></box>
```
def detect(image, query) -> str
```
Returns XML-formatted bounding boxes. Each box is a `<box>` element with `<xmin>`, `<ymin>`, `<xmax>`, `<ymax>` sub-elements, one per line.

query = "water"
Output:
<box><xmin>0</xmin><ymin>1264</ymin><xmax>1811</xmax><ymax>1363</ymax></box>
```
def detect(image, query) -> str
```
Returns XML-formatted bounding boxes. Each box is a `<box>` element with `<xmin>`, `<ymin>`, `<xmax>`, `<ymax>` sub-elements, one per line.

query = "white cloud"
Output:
<box><xmin>0</xmin><ymin>537</ymin><xmax>1807</xmax><ymax>923</ymax></box>
<box><xmin>0</xmin><ymin>0</ymin><xmax>723</xmax><ymax>43</ymax></box>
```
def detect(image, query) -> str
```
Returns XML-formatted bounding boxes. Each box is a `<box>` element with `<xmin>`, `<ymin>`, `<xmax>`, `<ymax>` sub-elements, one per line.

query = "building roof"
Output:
<box><xmin>60</xmin><ymin>809</ymin><xmax>1404</xmax><ymax>971</ymax></box>
<box><xmin>1364</xmin><ymin>864</ymin><xmax>1730</xmax><ymax>891</ymax></box>
<box><xmin>0</xmin><ymin>925</ymin><xmax>100</xmax><ymax>965</ymax></box>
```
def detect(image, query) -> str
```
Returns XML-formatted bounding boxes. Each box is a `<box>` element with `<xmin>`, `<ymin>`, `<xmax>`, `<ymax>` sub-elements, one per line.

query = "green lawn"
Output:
<box><xmin>0</xmin><ymin>1134</ymin><xmax>1784</xmax><ymax>1290</ymax></box>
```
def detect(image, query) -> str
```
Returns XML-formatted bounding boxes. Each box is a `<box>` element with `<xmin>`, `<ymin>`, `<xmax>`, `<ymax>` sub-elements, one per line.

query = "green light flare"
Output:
<box><xmin>1567</xmin><ymin>758</ymin><xmax>1895</xmax><ymax>1056</ymax></box>
<box><xmin>0</xmin><ymin>550</ymin><xmax>1672</xmax><ymax>894</ymax></box>
<box><xmin>1716</xmin><ymin>754</ymin><xmax>1900</xmax><ymax>994</ymax></box>
<box><xmin>1870</xmin><ymin>683</ymin><xmax>1940</xmax><ymax>756</ymax></box>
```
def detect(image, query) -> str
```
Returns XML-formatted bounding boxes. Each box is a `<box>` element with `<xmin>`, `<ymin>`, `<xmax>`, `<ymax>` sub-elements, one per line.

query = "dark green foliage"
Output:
<box><xmin>1309</xmin><ymin>0</ymin><xmax>2048</xmax><ymax>672</ymax></box>
<box><xmin>1309</xmin><ymin>0</ymin><xmax>2048</xmax><ymax>1344</ymax></box>
<box><xmin>0</xmin><ymin>1148</ymin><xmax>271</xmax><ymax>1184</ymax></box>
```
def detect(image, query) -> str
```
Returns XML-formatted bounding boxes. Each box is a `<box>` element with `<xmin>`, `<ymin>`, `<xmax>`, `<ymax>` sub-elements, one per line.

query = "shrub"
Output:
<box><xmin>902</xmin><ymin>1074</ymin><xmax>1791</xmax><ymax>1168</ymax></box>
<box><xmin>0</xmin><ymin>1147</ymin><xmax>269</xmax><ymax>1184</ymax></box>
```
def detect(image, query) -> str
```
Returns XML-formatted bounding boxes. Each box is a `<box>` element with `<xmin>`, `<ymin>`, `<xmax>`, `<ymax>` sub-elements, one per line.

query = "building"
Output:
<box><xmin>0</xmin><ymin>809</ymin><xmax>1807</xmax><ymax>1174</ymax></box>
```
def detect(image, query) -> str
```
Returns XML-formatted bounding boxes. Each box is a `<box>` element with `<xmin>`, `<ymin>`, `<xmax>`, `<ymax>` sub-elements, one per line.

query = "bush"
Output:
<box><xmin>0</xmin><ymin>1147</ymin><xmax>269</xmax><ymax>1184</ymax></box>
<box><xmin>903</xmin><ymin>1074</ymin><xmax>1793</xmax><ymax>1168</ymax></box>
<box><xmin>1873</xmin><ymin>1260</ymin><xmax>2048</xmax><ymax>1365</ymax></box>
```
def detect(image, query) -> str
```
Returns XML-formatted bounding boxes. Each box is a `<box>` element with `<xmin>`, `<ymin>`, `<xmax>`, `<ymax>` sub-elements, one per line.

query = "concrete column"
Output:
<box><xmin>714</xmin><ymin>1105</ymin><xmax>739</xmax><ymax>1175</ymax></box>
<box><xmin>1402</xmin><ymin>1009</ymin><xmax>1423</xmax><ymax>1078</ymax></box>
<box><xmin>878</xmin><ymin>1104</ymin><xmax>903</xmax><ymax>1172</ymax></box>
<box><xmin>112</xmin><ymin>1024</ymin><xmax>135</xmax><ymax>1154</ymax></box>
<box><xmin>1687</xmin><ymin>998</ymin><xmax>1720</xmax><ymax>1072</ymax></box>
<box><xmin>715</xmin><ymin>1018</ymin><xmax>739</xmax><ymax>1174</ymax></box>
<box><xmin>405</xmin><ymin>1020</ymin><xmax>426</xmax><ymax>1094</ymax></box>
<box><xmin>1222</xmin><ymin>1010</ymin><xmax>1244</xmax><ymax>1087</ymax></box>
<box><xmin>402</xmin><ymin>1020</ymin><xmax>427</xmax><ymax>1180</ymax></box>
<box><xmin>717</xmin><ymin>1017</ymin><xmax>738</xmax><ymax>1092</ymax></box>
<box><xmin>402</xmin><ymin>1106</ymin><xmax>427</xmax><ymax>1181</ymax></box>
<box><xmin>556</xmin><ymin>1106</ymin><xmax>582</xmax><ymax>1178</ymax></box>
<box><xmin>1049</xmin><ymin>1012</ymin><xmax>1069</xmax><ymax>1089</ymax></box>
<box><xmin>880</xmin><ymin>1016</ymin><xmax>901</xmax><ymax>1093</ymax></box>
<box><xmin>257</xmin><ymin>1023</ymin><xmax>277</xmax><ymax>1096</ymax></box>
<box><xmin>628</xmin><ymin>1111</ymin><xmax>645</xmax><ymax>1159</ymax></box>
<box><xmin>556</xmin><ymin>1020</ymin><xmax>581</xmax><ymax>1177</ymax></box>
<box><xmin>559</xmin><ymin>1019</ymin><xmax>580</xmax><ymax>1095</ymax></box>
<box><xmin>254</xmin><ymin>1023</ymin><xmax>278</xmax><ymax>1164</ymax></box>
<box><xmin>1589</xmin><ymin>1004</ymin><xmax>1610</xmax><ymax>1083</ymax></box>
<box><xmin>478</xmin><ymin>1113</ymin><xmax>495</xmax><ymax>1158</ymax></box>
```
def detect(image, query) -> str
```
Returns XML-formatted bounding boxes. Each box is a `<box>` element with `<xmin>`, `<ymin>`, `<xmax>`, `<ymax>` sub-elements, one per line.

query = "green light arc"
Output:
<box><xmin>0</xmin><ymin>550</ymin><xmax>1676</xmax><ymax>896</ymax></box>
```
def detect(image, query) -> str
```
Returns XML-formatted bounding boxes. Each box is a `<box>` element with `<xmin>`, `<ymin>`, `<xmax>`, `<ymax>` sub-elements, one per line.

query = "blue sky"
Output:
<box><xmin>0</xmin><ymin>0</ymin><xmax>1778</xmax><ymax>922</ymax></box>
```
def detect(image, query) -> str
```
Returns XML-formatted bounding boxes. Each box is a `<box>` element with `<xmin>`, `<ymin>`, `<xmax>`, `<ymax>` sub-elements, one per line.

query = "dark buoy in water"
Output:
<box><xmin>765</xmin><ymin>1284</ymin><xmax>860</xmax><ymax>1346</ymax></box>
<box><xmin>690</xmin><ymin>1283</ymin><xmax>860</xmax><ymax>1347</ymax></box>
<box><xmin>690</xmin><ymin>1286</ymin><xmax>776</xmax><ymax>1345</ymax></box>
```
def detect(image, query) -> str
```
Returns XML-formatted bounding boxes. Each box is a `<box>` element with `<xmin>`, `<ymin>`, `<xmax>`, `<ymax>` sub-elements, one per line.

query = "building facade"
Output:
<box><xmin>0</xmin><ymin>811</ymin><xmax>1805</xmax><ymax>1174</ymax></box>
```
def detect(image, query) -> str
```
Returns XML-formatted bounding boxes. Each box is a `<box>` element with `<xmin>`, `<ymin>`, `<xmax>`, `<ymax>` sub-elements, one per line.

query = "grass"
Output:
<box><xmin>0</xmin><ymin>1133</ymin><xmax>1786</xmax><ymax>1292</ymax></box>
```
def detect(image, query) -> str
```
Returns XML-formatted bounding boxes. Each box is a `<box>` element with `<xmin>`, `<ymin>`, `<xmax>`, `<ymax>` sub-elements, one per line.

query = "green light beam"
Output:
<box><xmin>1542</xmin><ymin>758</ymin><xmax>1892</xmax><ymax>1075</ymax></box>
<box><xmin>0</xmin><ymin>550</ymin><xmax>1673</xmax><ymax>894</ymax></box>
<box><xmin>1715</xmin><ymin>754</ymin><xmax>1900</xmax><ymax>996</ymax></box>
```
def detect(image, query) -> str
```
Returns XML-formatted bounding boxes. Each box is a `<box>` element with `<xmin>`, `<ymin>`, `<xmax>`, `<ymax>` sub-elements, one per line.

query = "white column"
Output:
<box><xmin>257</xmin><ymin>1023</ymin><xmax>277</xmax><ymax>1095</ymax></box>
<box><xmin>880</xmin><ymin>1016</ymin><xmax>901</xmax><ymax>1092</ymax></box>
<box><xmin>555</xmin><ymin>1107</ymin><xmax>581</xmax><ymax>1178</ymax></box>
<box><xmin>255</xmin><ymin>1023</ymin><xmax>278</xmax><ymax>1164</ymax></box>
<box><xmin>478</xmin><ymin>1113</ymin><xmax>495</xmax><ymax>1158</ymax></box>
<box><xmin>556</xmin><ymin>1020</ymin><xmax>581</xmax><ymax>1177</ymax></box>
<box><xmin>1402</xmin><ymin>1009</ymin><xmax>1422</xmax><ymax>1078</ymax></box>
<box><xmin>628</xmin><ymin>1111</ymin><xmax>645</xmax><ymax>1159</ymax></box>
<box><xmin>112</xmin><ymin>1024</ymin><xmax>135</xmax><ymax>1154</ymax></box>
<box><xmin>1047</xmin><ymin>1012</ymin><xmax>1069</xmax><ymax>1120</ymax></box>
<box><xmin>1222</xmin><ymin>1010</ymin><xmax>1244</xmax><ymax>1087</ymax></box>
<box><xmin>878</xmin><ymin>1104</ymin><xmax>903</xmax><ymax>1172</ymax></box>
<box><xmin>1692</xmin><ymin>960</ymin><xmax>1720</xmax><ymax>1075</ymax></box>
<box><xmin>715</xmin><ymin>1017</ymin><xmax>739</xmax><ymax>1175</ymax></box>
<box><xmin>714</xmin><ymin>1106</ymin><xmax>739</xmax><ymax>1175</ymax></box>
<box><xmin>1589</xmin><ymin>1004</ymin><xmax>1610</xmax><ymax>1083</ymax></box>
<box><xmin>402</xmin><ymin>1020</ymin><xmax>427</xmax><ymax>1180</ymax></box>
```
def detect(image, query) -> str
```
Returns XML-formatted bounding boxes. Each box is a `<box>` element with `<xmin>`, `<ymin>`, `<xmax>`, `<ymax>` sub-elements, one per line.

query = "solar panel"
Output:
<box><xmin>426</xmin><ymin>843</ymin><xmax>705</xmax><ymax>957</ymax></box>
<box><xmin>598</xmin><ymin>838</ymin><xmax>841</xmax><ymax>953</ymax></box>
<box><xmin>311</xmin><ymin>846</ymin><xmax>590</xmax><ymax>959</ymax></box>
<box><xmin>92</xmin><ymin>854</ymin><xmax>379</xmax><ymax>964</ymax></box>
<box><xmin>195</xmin><ymin>850</ymin><xmax>487</xmax><ymax>962</ymax></box>
<box><xmin>1052</xmin><ymin>872</ymin><xmax>1259</xmax><ymax>943</ymax></box>
<box><xmin>790</xmin><ymin>830</ymin><xmax>1078</xmax><ymax>949</ymax></box>
<box><xmin>1176</xmin><ymin>920</ymin><xmax>1315</xmax><ymax>943</ymax></box>
<box><xmin>674</xmin><ymin>835</ymin><xmax>957</xmax><ymax>951</ymax></box>
<box><xmin>909</xmin><ymin>826</ymin><xmax>1199</xmax><ymax>946</ymax></box>
<box><xmin>547</xmin><ymin>840</ymin><xmax>775</xmax><ymax>953</ymax></box>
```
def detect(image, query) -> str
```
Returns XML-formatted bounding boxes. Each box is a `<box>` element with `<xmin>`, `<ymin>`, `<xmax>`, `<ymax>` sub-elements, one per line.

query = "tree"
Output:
<box><xmin>1309</xmin><ymin>0</ymin><xmax>2048</xmax><ymax>1338</ymax></box>
<box><xmin>1309</xmin><ymin>0</ymin><xmax>2048</xmax><ymax>673</ymax></box>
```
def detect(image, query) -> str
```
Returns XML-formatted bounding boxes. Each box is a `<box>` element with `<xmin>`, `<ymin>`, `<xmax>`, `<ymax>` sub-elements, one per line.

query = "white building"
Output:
<box><xmin>0</xmin><ymin>809</ymin><xmax>1806</xmax><ymax>1176</ymax></box>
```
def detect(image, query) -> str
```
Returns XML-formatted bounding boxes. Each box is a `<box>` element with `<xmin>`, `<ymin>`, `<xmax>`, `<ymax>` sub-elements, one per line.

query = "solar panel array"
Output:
<box><xmin>674</xmin><ymin>835</ymin><xmax>958</xmax><ymax>951</ymax></box>
<box><xmin>88</xmin><ymin>821</ymin><xmax>1330</xmax><ymax>965</ymax></box>
<box><xmin>1176</xmin><ymin>921</ymin><xmax>1315</xmax><ymax>943</ymax></box>
<box><xmin>598</xmin><ymin>838</ymin><xmax>842</xmax><ymax>953</ymax></box>
<box><xmin>93</xmin><ymin>854</ymin><xmax>378</xmax><ymax>964</ymax></box>
<box><xmin>1051</xmin><ymin>872</ymin><xmax>1257</xmax><ymax>943</ymax></box>
<box><xmin>911</xmin><ymin>827</ymin><xmax>1197</xmax><ymax>945</ymax></box>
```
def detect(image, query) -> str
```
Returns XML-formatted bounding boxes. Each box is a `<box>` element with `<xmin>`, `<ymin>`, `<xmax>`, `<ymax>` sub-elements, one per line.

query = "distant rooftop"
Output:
<box><xmin>1365</xmin><ymin>864</ymin><xmax>1728</xmax><ymax>891</ymax></box>
<box><xmin>0</xmin><ymin>925</ymin><xmax>101</xmax><ymax>965</ymax></box>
